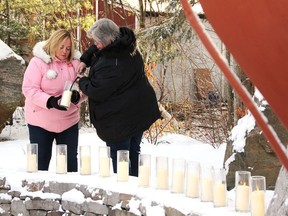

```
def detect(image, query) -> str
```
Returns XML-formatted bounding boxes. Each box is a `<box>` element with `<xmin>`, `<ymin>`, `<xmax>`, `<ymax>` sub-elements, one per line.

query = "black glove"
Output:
<box><xmin>71</xmin><ymin>90</ymin><xmax>80</xmax><ymax>104</ymax></box>
<box><xmin>47</xmin><ymin>96</ymin><xmax>67</xmax><ymax>111</ymax></box>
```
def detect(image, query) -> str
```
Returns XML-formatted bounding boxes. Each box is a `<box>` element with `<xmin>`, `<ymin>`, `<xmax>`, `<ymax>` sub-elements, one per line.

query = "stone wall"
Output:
<box><xmin>0</xmin><ymin>177</ymin><xmax>139</xmax><ymax>216</ymax></box>
<box><xmin>2</xmin><ymin>166</ymin><xmax>283</xmax><ymax>216</ymax></box>
<box><xmin>0</xmin><ymin>171</ymin><xmax>201</xmax><ymax>216</ymax></box>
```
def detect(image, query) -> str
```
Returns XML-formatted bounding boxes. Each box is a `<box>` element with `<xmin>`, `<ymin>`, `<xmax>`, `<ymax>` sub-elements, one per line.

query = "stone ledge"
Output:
<box><xmin>0</xmin><ymin>170</ymin><xmax>244</xmax><ymax>216</ymax></box>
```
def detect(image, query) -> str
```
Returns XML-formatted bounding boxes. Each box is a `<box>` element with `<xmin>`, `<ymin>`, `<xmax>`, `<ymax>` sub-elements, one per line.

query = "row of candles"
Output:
<box><xmin>26</xmin><ymin>144</ymin><xmax>266</xmax><ymax>216</ymax></box>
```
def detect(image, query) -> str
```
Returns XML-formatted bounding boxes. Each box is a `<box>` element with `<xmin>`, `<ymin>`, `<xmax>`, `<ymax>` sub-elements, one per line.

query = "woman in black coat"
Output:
<box><xmin>78</xmin><ymin>18</ymin><xmax>161</xmax><ymax>177</ymax></box>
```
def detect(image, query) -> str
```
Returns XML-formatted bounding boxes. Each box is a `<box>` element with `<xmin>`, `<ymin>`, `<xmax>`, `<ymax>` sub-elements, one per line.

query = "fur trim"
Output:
<box><xmin>33</xmin><ymin>41</ymin><xmax>82</xmax><ymax>63</ymax></box>
<box><xmin>73</xmin><ymin>50</ymin><xmax>81</xmax><ymax>60</ymax></box>
<box><xmin>33</xmin><ymin>41</ymin><xmax>51</xmax><ymax>64</ymax></box>
<box><xmin>46</xmin><ymin>69</ymin><xmax>58</xmax><ymax>79</ymax></box>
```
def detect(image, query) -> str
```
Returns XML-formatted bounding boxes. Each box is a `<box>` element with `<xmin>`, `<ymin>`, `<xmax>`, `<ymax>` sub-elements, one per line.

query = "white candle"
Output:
<box><xmin>186</xmin><ymin>174</ymin><xmax>199</xmax><ymax>198</ymax></box>
<box><xmin>157</xmin><ymin>168</ymin><xmax>168</xmax><ymax>189</ymax></box>
<box><xmin>213</xmin><ymin>183</ymin><xmax>227</xmax><ymax>207</ymax></box>
<box><xmin>27</xmin><ymin>154</ymin><xmax>37</xmax><ymax>172</ymax></box>
<box><xmin>81</xmin><ymin>155</ymin><xmax>91</xmax><ymax>175</ymax></box>
<box><xmin>236</xmin><ymin>184</ymin><xmax>250</xmax><ymax>211</ymax></box>
<box><xmin>60</xmin><ymin>90</ymin><xmax>72</xmax><ymax>108</ymax></box>
<box><xmin>99</xmin><ymin>157</ymin><xmax>110</xmax><ymax>177</ymax></box>
<box><xmin>138</xmin><ymin>165</ymin><xmax>150</xmax><ymax>187</ymax></box>
<box><xmin>201</xmin><ymin>177</ymin><xmax>213</xmax><ymax>201</ymax></box>
<box><xmin>117</xmin><ymin>161</ymin><xmax>129</xmax><ymax>181</ymax></box>
<box><xmin>56</xmin><ymin>154</ymin><xmax>67</xmax><ymax>174</ymax></box>
<box><xmin>251</xmin><ymin>190</ymin><xmax>265</xmax><ymax>216</ymax></box>
<box><xmin>171</xmin><ymin>170</ymin><xmax>185</xmax><ymax>193</ymax></box>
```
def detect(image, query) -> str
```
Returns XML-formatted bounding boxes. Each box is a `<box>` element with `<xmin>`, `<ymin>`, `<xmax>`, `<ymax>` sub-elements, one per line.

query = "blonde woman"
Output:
<box><xmin>22</xmin><ymin>29</ymin><xmax>85</xmax><ymax>172</ymax></box>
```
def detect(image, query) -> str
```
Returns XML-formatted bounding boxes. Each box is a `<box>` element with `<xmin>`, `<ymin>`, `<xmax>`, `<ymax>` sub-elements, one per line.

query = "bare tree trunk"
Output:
<box><xmin>79</xmin><ymin>101</ymin><xmax>88</xmax><ymax>127</ymax></box>
<box><xmin>119</xmin><ymin>0</ymin><xmax>128</xmax><ymax>26</ymax></box>
<box><xmin>138</xmin><ymin>0</ymin><xmax>145</xmax><ymax>28</ymax></box>
<box><xmin>5</xmin><ymin>0</ymin><xmax>10</xmax><ymax>46</ymax></box>
<box><xmin>103</xmin><ymin>0</ymin><xmax>108</xmax><ymax>17</ymax></box>
<box><xmin>158</xmin><ymin>103</ymin><xmax>179</xmax><ymax>129</ymax></box>
<box><xmin>110</xmin><ymin>0</ymin><xmax>114</xmax><ymax>20</ymax></box>
<box><xmin>234</xmin><ymin>64</ymin><xmax>255</xmax><ymax>122</ymax></box>
<box><xmin>225</xmin><ymin>49</ymin><xmax>234</xmax><ymax>129</ymax></box>
<box><xmin>234</xmin><ymin>64</ymin><xmax>243</xmax><ymax>124</ymax></box>
<box><xmin>76</xmin><ymin>2</ymin><xmax>81</xmax><ymax>51</ymax></box>
<box><xmin>158</xmin><ymin>64</ymin><xmax>167</xmax><ymax>103</ymax></box>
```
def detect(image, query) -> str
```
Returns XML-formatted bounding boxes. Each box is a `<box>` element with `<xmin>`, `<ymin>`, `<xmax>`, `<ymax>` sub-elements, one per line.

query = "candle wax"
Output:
<box><xmin>27</xmin><ymin>154</ymin><xmax>37</xmax><ymax>172</ymax></box>
<box><xmin>171</xmin><ymin>170</ymin><xmax>185</xmax><ymax>193</ymax></box>
<box><xmin>236</xmin><ymin>185</ymin><xmax>250</xmax><ymax>212</ymax></box>
<box><xmin>251</xmin><ymin>190</ymin><xmax>265</xmax><ymax>216</ymax></box>
<box><xmin>157</xmin><ymin>168</ymin><xmax>168</xmax><ymax>189</ymax></box>
<box><xmin>138</xmin><ymin>165</ymin><xmax>150</xmax><ymax>187</ymax></box>
<box><xmin>186</xmin><ymin>174</ymin><xmax>199</xmax><ymax>198</ymax></box>
<box><xmin>99</xmin><ymin>157</ymin><xmax>110</xmax><ymax>177</ymax></box>
<box><xmin>201</xmin><ymin>178</ymin><xmax>213</xmax><ymax>202</ymax></box>
<box><xmin>117</xmin><ymin>161</ymin><xmax>129</xmax><ymax>182</ymax></box>
<box><xmin>81</xmin><ymin>155</ymin><xmax>91</xmax><ymax>175</ymax></box>
<box><xmin>213</xmin><ymin>183</ymin><xmax>227</xmax><ymax>207</ymax></box>
<box><xmin>56</xmin><ymin>154</ymin><xmax>67</xmax><ymax>174</ymax></box>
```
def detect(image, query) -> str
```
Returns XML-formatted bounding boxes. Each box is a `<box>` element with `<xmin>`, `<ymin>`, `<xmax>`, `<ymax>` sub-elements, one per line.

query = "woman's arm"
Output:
<box><xmin>77</xmin><ymin>45</ymin><xmax>98</xmax><ymax>74</ymax></box>
<box><xmin>80</xmin><ymin>45</ymin><xmax>98</xmax><ymax>67</ymax></box>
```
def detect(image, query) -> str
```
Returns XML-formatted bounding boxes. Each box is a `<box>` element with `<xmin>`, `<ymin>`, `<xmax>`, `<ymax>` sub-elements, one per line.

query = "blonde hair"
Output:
<box><xmin>43</xmin><ymin>29</ymin><xmax>75</xmax><ymax>61</ymax></box>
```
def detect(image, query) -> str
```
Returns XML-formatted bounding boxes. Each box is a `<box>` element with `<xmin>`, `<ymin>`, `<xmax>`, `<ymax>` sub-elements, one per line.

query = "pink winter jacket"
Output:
<box><xmin>22</xmin><ymin>41</ymin><xmax>85</xmax><ymax>133</ymax></box>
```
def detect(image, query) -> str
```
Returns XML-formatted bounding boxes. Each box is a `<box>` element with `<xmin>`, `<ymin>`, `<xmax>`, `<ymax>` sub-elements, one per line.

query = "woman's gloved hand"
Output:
<box><xmin>46</xmin><ymin>96</ymin><xmax>67</xmax><ymax>111</ymax></box>
<box><xmin>71</xmin><ymin>90</ymin><xmax>80</xmax><ymax>104</ymax></box>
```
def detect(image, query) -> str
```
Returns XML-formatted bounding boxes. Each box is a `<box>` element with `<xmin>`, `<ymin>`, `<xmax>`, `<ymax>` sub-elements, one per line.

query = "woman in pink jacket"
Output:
<box><xmin>22</xmin><ymin>29</ymin><xmax>84</xmax><ymax>172</ymax></box>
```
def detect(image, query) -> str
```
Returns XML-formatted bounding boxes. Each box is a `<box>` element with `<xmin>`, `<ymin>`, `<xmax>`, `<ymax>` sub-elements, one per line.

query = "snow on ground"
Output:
<box><xmin>0</xmin><ymin>107</ymin><xmax>274</xmax><ymax>216</ymax></box>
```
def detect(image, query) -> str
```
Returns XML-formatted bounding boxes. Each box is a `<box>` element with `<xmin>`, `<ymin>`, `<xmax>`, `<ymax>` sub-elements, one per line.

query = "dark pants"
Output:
<box><xmin>28</xmin><ymin>123</ymin><xmax>79</xmax><ymax>172</ymax></box>
<box><xmin>106</xmin><ymin>132</ymin><xmax>143</xmax><ymax>177</ymax></box>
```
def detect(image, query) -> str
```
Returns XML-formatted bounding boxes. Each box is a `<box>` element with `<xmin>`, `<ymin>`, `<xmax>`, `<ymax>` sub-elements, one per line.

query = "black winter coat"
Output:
<box><xmin>79</xmin><ymin>27</ymin><xmax>161</xmax><ymax>143</ymax></box>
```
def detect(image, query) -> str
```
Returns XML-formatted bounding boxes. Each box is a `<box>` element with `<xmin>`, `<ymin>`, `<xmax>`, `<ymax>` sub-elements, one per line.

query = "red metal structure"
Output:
<box><xmin>180</xmin><ymin>0</ymin><xmax>288</xmax><ymax>169</ymax></box>
<box><xmin>97</xmin><ymin>0</ymin><xmax>135</xmax><ymax>29</ymax></box>
<box><xmin>80</xmin><ymin>0</ymin><xmax>136</xmax><ymax>50</ymax></box>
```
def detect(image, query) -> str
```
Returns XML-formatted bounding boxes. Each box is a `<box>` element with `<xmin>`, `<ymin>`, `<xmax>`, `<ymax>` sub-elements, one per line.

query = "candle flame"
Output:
<box><xmin>256</xmin><ymin>184</ymin><xmax>259</xmax><ymax>191</ymax></box>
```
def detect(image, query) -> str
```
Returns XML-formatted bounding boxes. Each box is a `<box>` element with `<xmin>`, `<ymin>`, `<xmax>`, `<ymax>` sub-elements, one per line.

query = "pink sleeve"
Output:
<box><xmin>22</xmin><ymin>57</ymin><xmax>51</xmax><ymax>109</ymax></box>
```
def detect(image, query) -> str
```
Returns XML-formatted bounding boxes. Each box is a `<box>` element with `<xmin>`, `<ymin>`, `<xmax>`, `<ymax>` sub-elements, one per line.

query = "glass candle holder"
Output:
<box><xmin>251</xmin><ymin>176</ymin><xmax>266</xmax><ymax>216</ymax></box>
<box><xmin>27</xmin><ymin>143</ymin><xmax>38</xmax><ymax>173</ymax></box>
<box><xmin>138</xmin><ymin>154</ymin><xmax>151</xmax><ymax>187</ymax></box>
<box><xmin>56</xmin><ymin>144</ymin><xmax>67</xmax><ymax>174</ymax></box>
<box><xmin>185</xmin><ymin>161</ymin><xmax>200</xmax><ymax>198</ymax></box>
<box><xmin>60</xmin><ymin>81</ymin><xmax>73</xmax><ymax>108</ymax></box>
<box><xmin>99</xmin><ymin>146</ymin><xmax>111</xmax><ymax>177</ymax></box>
<box><xmin>200</xmin><ymin>165</ymin><xmax>213</xmax><ymax>202</ymax></box>
<box><xmin>80</xmin><ymin>145</ymin><xmax>91</xmax><ymax>175</ymax></box>
<box><xmin>213</xmin><ymin>168</ymin><xmax>227</xmax><ymax>207</ymax></box>
<box><xmin>171</xmin><ymin>158</ymin><xmax>185</xmax><ymax>193</ymax></box>
<box><xmin>156</xmin><ymin>156</ymin><xmax>169</xmax><ymax>190</ymax></box>
<box><xmin>235</xmin><ymin>171</ymin><xmax>251</xmax><ymax>212</ymax></box>
<box><xmin>117</xmin><ymin>150</ymin><xmax>129</xmax><ymax>182</ymax></box>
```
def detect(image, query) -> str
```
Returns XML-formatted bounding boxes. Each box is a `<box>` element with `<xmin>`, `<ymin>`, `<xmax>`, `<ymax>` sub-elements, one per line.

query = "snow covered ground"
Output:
<box><xmin>0</xmin><ymin>107</ymin><xmax>274</xmax><ymax>216</ymax></box>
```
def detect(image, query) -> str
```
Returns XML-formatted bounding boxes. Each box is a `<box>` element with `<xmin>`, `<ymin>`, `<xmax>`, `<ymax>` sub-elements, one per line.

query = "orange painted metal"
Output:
<box><xmin>179</xmin><ymin>0</ymin><xmax>288</xmax><ymax>169</ymax></box>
